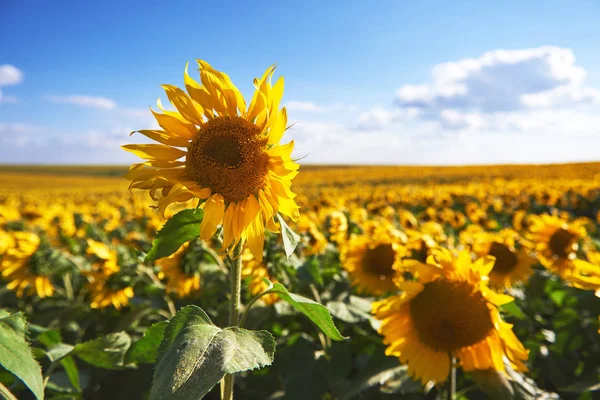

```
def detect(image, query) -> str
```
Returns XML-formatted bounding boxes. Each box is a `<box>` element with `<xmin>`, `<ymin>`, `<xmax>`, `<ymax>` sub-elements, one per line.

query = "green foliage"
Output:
<box><xmin>145</xmin><ymin>209</ymin><xmax>204</xmax><ymax>262</ymax></box>
<box><xmin>264</xmin><ymin>280</ymin><xmax>346</xmax><ymax>341</ymax></box>
<box><xmin>0</xmin><ymin>310</ymin><xmax>44</xmax><ymax>400</ymax></box>
<box><xmin>126</xmin><ymin>320</ymin><xmax>168</xmax><ymax>365</ymax></box>
<box><xmin>151</xmin><ymin>306</ymin><xmax>275</xmax><ymax>400</ymax></box>
<box><xmin>73</xmin><ymin>332</ymin><xmax>132</xmax><ymax>370</ymax></box>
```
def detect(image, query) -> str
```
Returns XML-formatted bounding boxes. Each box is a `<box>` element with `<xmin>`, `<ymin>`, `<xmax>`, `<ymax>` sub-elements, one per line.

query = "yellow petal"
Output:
<box><xmin>121</xmin><ymin>144</ymin><xmax>186</xmax><ymax>161</ymax></box>
<box><xmin>161</xmin><ymin>84</ymin><xmax>205</xmax><ymax>126</ymax></box>
<box><xmin>151</xmin><ymin>107</ymin><xmax>196</xmax><ymax>139</ymax></box>
<box><xmin>200</xmin><ymin>194</ymin><xmax>225</xmax><ymax>241</ymax></box>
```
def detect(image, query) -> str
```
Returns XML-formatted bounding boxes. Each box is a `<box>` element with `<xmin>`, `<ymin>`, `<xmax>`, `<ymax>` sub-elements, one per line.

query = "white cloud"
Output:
<box><xmin>0</xmin><ymin>65</ymin><xmax>23</xmax><ymax>104</ymax></box>
<box><xmin>356</xmin><ymin>107</ymin><xmax>421</xmax><ymax>130</ymax></box>
<box><xmin>46</xmin><ymin>95</ymin><xmax>117</xmax><ymax>110</ymax></box>
<box><xmin>0</xmin><ymin>65</ymin><xmax>23</xmax><ymax>86</ymax></box>
<box><xmin>0</xmin><ymin>123</ymin><xmax>45</xmax><ymax>148</ymax></box>
<box><xmin>395</xmin><ymin>46</ymin><xmax>596</xmax><ymax>112</ymax></box>
<box><xmin>520</xmin><ymin>85</ymin><xmax>600</xmax><ymax>108</ymax></box>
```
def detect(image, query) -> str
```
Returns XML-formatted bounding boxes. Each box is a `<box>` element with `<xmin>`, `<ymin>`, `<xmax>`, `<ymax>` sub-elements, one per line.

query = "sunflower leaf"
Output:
<box><xmin>0</xmin><ymin>310</ymin><xmax>44</xmax><ymax>400</ymax></box>
<box><xmin>151</xmin><ymin>305</ymin><xmax>276</xmax><ymax>400</ymax></box>
<box><xmin>264</xmin><ymin>281</ymin><xmax>347</xmax><ymax>341</ymax></box>
<box><xmin>145</xmin><ymin>208</ymin><xmax>204</xmax><ymax>262</ymax></box>
<box><xmin>125</xmin><ymin>320</ymin><xmax>168</xmax><ymax>365</ymax></box>
<box><xmin>277</xmin><ymin>213</ymin><xmax>300</xmax><ymax>258</ymax></box>
<box><xmin>73</xmin><ymin>332</ymin><xmax>132</xmax><ymax>370</ymax></box>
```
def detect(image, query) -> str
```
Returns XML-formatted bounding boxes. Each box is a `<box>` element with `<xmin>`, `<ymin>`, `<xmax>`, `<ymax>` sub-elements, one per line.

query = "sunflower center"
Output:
<box><xmin>548</xmin><ymin>228</ymin><xmax>577</xmax><ymax>259</ymax></box>
<box><xmin>362</xmin><ymin>244</ymin><xmax>396</xmax><ymax>279</ymax></box>
<box><xmin>186</xmin><ymin>116</ymin><xmax>269</xmax><ymax>203</ymax></box>
<box><xmin>409</xmin><ymin>279</ymin><xmax>494</xmax><ymax>352</ymax></box>
<box><xmin>488</xmin><ymin>242</ymin><xmax>518</xmax><ymax>274</ymax></box>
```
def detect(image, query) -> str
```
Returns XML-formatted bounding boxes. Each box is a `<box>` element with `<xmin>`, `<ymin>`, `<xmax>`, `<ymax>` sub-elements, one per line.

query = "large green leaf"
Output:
<box><xmin>125</xmin><ymin>320</ymin><xmax>168</xmax><ymax>364</ymax></box>
<box><xmin>264</xmin><ymin>281</ymin><xmax>346</xmax><ymax>341</ymax></box>
<box><xmin>145</xmin><ymin>208</ymin><xmax>204</xmax><ymax>262</ymax></box>
<box><xmin>73</xmin><ymin>332</ymin><xmax>132</xmax><ymax>370</ymax></box>
<box><xmin>0</xmin><ymin>311</ymin><xmax>44</xmax><ymax>400</ymax></box>
<box><xmin>277</xmin><ymin>213</ymin><xmax>300</xmax><ymax>258</ymax></box>
<box><xmin>151</xmin><ymin>305</ymin><xmax>275</xmax><ymax>400</ymax></box>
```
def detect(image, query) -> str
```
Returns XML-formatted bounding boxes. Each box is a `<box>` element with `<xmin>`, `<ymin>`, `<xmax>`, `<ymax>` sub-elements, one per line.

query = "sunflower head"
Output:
<box><xmin>465</xmin><ymin>229</ymin><xmax>535</xmax><ymax>289</ymax></box>
<box><xmin>341</xmin><ymin>227</ymin><xmax>407</xmax><ymax>295</ymax></box>
<box><xmin>0</xmin><ymin>231</ymin><xmax>54</xmax><ymax>298</ymax></box>
<box><xmin>241</xmin><ymin>249</ymin><xmax>279</xmax><ymax>305</ymax></box>
<box><xmin>155</xmin><ymin>240</ymin><xmax>218</xmax><ymax>298</ymax></box>
<box><xmin>123</xmin><ymin>60</ymin><xmax>300</xmax><ymax>261</ymax></box>
<box><xmin>372</xmin><ymin>249</ymin><xmax>528</xmax><ymax>385</ymax></box>
<box><xmin>527</xmin><ymin>214</ymin><xmax>585</xmax><ymax>269</ymax></box>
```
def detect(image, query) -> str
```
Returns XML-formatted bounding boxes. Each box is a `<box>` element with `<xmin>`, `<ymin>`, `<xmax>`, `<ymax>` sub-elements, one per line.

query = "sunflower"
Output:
<box><xmin>297</xmin><ymin>214</ymin><xmax>328</xmax><ymax>256</ymax></box>
<box><xmin>155</xmin><ymin>242</ymin><xmax>201</xmax><ymax>298</ymax></box>
<box><xmin>465</xmin><ymin>229</ymin><xmax>536</xmax><ymax>289</ymax></box>
<box><xmin>85</xmin><ymin>240</ymin><xmax>133</xmax><ymax>309</ymax></box>
<box><xmin>0</xmin><ymin>232</ymin><xmax>54</xmax><ymax>298</ymax></box>
<box><xmin>527</xmin><ymin>214</ymin><xmax>600</xmax><ymax>292</ymax></box>
<box><xmin>372</xmin><ymin>249</ymin><xmax>528</xmax><ymax>384</ymax></box>
<box><xmin>86</xmin><ymin>274</ymin><xmax>134</xmax><ymax>310</ymax></box>
<box><xmin>398</xmin><ymin>209</ymin><xmax>418</xmax><ymax>230</ymax></box>
<box><xmin>512</xmin><ymin>210</ymin><xmax>531</xmax><ymax>232</ymax></box>
<box><xmin>241</xmin><ymin>249</ymin><xmax>279</xmax><ymax>305</ymax></box>
<box><xmin>325</xmin><ymin>210</ymin><xmax>348</xmax><ymax>245</ymax></box>
<box><xmin>122</xmin><ymin>60</ymin><xmax>299</xmax><ymax>261</ymax></box>
<box><xmin>0</xmin><ymin>229</ymin><xmax>15</xmax><ymax>254</ymax></box>
<box><xmin>341</xmin><ymin>225</ymin><xmax>407</xmax><ymax>295</ymax></box>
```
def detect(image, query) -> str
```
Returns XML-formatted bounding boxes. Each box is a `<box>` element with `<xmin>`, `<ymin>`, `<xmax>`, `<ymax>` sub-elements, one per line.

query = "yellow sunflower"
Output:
<box><xmin>527</xmin><ymin>214</ymin><xmax>600</xmax><ymax>292</ymax></box>
<box><xmin>297</xmin><ymin>214</ymin><xmax>328</xmax><ymax>256</ymax></box>
<box><xmin>466</xmin><ymin>229</ymin><xmax>536</xmax><ymax>289</ymax></box>
<box><xmin>0</xmin><ymin>232</ymin><xmax>54</xmax><ymax>298</ymax></box>
<box><xmin>0</xmin><ymin>229</ymin><xmax>15</xmax><ymax>254</ymax></box>
<box><xmin>85</xmin><ymin>240</ymin><xmax>133</xmax><ymax>309</ymax></box>
<box><xmin>241</xmin><ymin>249</ymin><xmax>279</xmax><ymax>305</ymax></box>
<box><xmin>341</xmin><ymin>226</ymin><xmax>407</xmax><ymax>295</ymax></box>
<box><xmin>155</xmin><ymin>242</ymin><xmax>201</xmax><ymax>298</ymax></box>
<box><xmin>373</xmin><ymin>249</ymin><xmax>528</xmax><ymax>384</ymax></box>
<box><xmin>122</xmin><ymin>60</ymin><xmax>299</xmax><ymax>261</ymax></box>
<box><xmin>325</xmin><ymin>210</ymin><xmax>348</xmax><ymax>245</ymax></box>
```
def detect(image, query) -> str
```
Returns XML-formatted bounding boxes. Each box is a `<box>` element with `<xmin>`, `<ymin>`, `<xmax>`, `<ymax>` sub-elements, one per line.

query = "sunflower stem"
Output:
<box><xmin>222</xmin><ymin>240</ymin><xmax>244</xmax><ymax>400</ymax></box>
<box><xmin>0</xmin><ymin>382</ymin><xmax>17</xmax><ymax>400</ymax></box>
<box><xmin>447</xmin><ymin>355</ymin><xmax>456</xmax><ymax>400</ymax></box>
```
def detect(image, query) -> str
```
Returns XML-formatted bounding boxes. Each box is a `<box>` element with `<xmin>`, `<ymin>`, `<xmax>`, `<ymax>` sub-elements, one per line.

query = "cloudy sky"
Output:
<box><xmin>1</xmin><ymin>0</ymin><xmax>599</xmax><ymax>165</ymax></box>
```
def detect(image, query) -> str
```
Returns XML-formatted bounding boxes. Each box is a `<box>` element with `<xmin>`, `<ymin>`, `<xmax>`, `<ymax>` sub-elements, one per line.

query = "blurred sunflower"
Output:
<box><xmin>155</xmin><ymin>242</ymin><xmax>201</xmax><ymax>298</ymax></box>
<box><xmin>123</xmin><ymin>60</ymin><xmax>299</xmax><ymax>261</ymax></box>
<box><xmin>512</xmin><ymin>210</ymin><xmax>531</xmax><ymax>232</ymax></box>
<box><xmin>326</xmin><ymin>210</ymin><xmax>348</xmax><ymax>245</ymax></box>
<box><xmin>0</xmin><ymin>232</ymin><xmax>54</xmax><ymax>298</ymax></box>
<box><xmin>297</xmin><ymin>215</ymin><xmax>328</xmax><ymax>256</ymax></box>
<box><xmin>85</xmin><ymin>240</ymin><xmax>133</xmax><ymax>309</ymax></box>
<box><xmin>372</xmin><ymin>249</ymin><xmax>528</xmax><ymax>384</ymax></box>
<box><xmin>467</xmin><ymin>229</ymin><xmax>536</xmax><ymax>289</ymax></box>
<box><xmin>528</xmin><ymin>214</ymin><xmax>600</xmax><ymax>292</ymax></box>
<box><xmin>398</xmin><ymin>209</ymin><xmax>418</xmax><ymax>230</ymax></box>
<box><xmin>0</xmin><ymin>229</ymin><xmax>15</xmax><ymax>254</ymax></box>
<box><xmin>341</xmin><ymin>225</ymin><xmax>406</xmax><ymax>295</ymax></box>
<box><xmin>241</xmin><ymin>249</ymin><xmax>279</xmax><ymax>305</ymax></box>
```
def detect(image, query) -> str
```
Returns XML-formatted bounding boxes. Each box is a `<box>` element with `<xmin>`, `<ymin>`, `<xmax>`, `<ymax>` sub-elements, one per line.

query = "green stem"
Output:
<box><xmin>447</xmin><ymin>355</ymin><xmax>456</xmax><ymax>400</ymax></box>
<box><xmin>0</xmin><ymin>381</ymin><xmax>17</xmax><ymax>400</ymax></box>
<box><xmin>222</xmin><ymin>240</ymin><xmax>244</xmax><ymax>400</ymax></box>
<box><xmin>62</xmin><ymin>273</ymin><xmax>74</xmax><ymax>301</ymax></box>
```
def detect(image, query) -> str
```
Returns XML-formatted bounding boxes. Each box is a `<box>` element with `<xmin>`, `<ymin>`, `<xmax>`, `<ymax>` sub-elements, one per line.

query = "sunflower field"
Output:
<box><xmin>1</xmin><ymin>62</ymin><xmax>600</xmax><ymax>400</ymax></box>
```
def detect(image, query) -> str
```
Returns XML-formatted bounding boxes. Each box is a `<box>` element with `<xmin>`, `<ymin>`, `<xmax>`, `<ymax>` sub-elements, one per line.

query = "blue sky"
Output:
<box><xmin>1</xmin><ymin>0</ymin><xmax>600</xmax><ymax>164</ymax></box>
